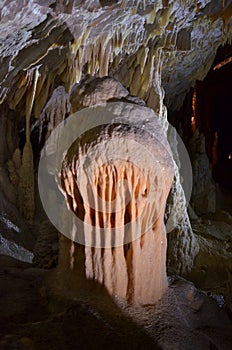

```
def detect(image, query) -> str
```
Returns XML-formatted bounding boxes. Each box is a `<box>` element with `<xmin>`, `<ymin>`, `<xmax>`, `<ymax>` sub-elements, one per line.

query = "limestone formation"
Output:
<box><xmin>39</xmin><ymin>86</ymin><xmax>71</xmax><ymax>143</ymax></box>
<box><xmin>0</xmin><ymin>1</ymin><xmax>231</xmax><ymax>114</ymax></box>
<box><xmin>0</xmin><ymin>1</ymin><xmax>232</xmax><ymax>348</ymax></box>
<box><xmin>166</xmin><ymin>164</ymin><xmax>199</xmax><ymax>275</ymax></box>
<box><xmin>18</xmin><ymin>142</ymin><xmax>35</xmax><ymax>223</ymax></box>
<box><xmin>189</xmin><ymin>130</ymin><xmax>217</xmax><ymax>214</ymax></box>
<box><xmin>7</xmin><ymin>148</ymin><xmax>22</xmax><ymax>190</ymax></box>
<box><xmin>189</xmin><ymin>217</ymin><xmax>232</xmax><ymax>311</ymax></box>
<box><xmin>0</xmin><ymin>191</ymin><xmax>35</xmax><ymax>262</ymax></box>
<box><xmin>69</xmin><ymin>77</ymin><xmax>196</xmax><ymax>279</ymax></box>
<box><xmin>59</xmin><ymin>100</ymin><xmax>174</xmax><ymax>305</ymax></box>
<box><xmin>18</xmin><ymin>67</ymin><xmax>40</xmax><ymax>223</ymax></box>
<box><xmin>0</xmin><ymin>0</ymin><xmax>231</xmax><ymax>305</ymax></box>
<box><xmin>166</xmin><ymin>126</ymin><xmax>199</xmax><ymax>274</ymax></box>
<box><xmin>70</xmin><ymin>76</ymin><xmax>130</xmax><ymax>112</ymax></box>
<box><xmin>0</xmin><ymin>2</ymin><xmax>230</xmax><ymax>233</ymax></box>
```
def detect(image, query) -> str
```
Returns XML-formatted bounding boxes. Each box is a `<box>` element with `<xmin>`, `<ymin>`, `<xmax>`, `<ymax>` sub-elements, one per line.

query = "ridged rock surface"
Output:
<box><xmin>59</xmin><ymin>97</ymin><xmax>174</xmax><ymax>305</ymax></box>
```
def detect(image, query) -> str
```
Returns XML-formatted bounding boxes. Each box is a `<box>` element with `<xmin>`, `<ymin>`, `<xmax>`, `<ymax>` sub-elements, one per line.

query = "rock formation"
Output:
<box><xmin>189</xmin><ymin>129</ymin><xmax>217</xmax><ymax>214</ymax></box>
<box><xmin>0</xmin><ymin>1</ymin><xmax>232</xmax><ymax>348</ymax></box>
<box><xmin>58</xmin><ymin>88</ymin><xmax>174</xmax><ymax>304</ymax></box>
<box><xmin>0</xmin><ymin>0</ymin><xmax>231</xmax><ymax>273</ymax></box>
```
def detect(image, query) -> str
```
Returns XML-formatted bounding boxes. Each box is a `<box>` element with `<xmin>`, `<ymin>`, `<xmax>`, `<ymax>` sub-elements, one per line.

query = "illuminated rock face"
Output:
<box><xmin>0</xmin><ymin>1</ymin><xmax>231</xmax><ymax>115</ymax></box>
<box><xmin>59</xmin><ymin>100</ymin><xmax>174</xmax><ymax>305</ymax></box>
<box><xmin>1</xmin><ymin>0</ymin><xmax>230</xmax><ymax>278</ymax></box>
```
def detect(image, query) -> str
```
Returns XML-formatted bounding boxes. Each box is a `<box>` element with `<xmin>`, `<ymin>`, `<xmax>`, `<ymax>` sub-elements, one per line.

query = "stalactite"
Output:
<box><xmin>129</xmin><ymin>65</ymin><xmax>143</xmax><ymax>96</ymax></box>
<box><xmin>9</xmin><ymin>77</ymin><xmax>28</xmax><ymax>111</ymax></box>
<box><xmin>132</xmin><ymin>48</ymin><xmax>155</xmax><ymax>101</ymax></box>
<box><xmin>99</xmin><ymin>37</ymin><xmax>112</xmax><ymax>77</ymax></box>
<box><xmin>139</xmin><ymin>47</ymin><xmax>149</xmax><ymax>75</ymax></box>
<box><xmin>18</xmin><ymin>67</ymin><xmax>39</xmax><ymax>223</ymax></box>
<box><xmin>34</xmin><ymin>75</ymin><xmax>51</xmax><ymax>118</ymax></box>
<box><xmin>33</xmin><ymin>74</ymin><xmax>47</xmax><ymax>117</ymax></box>
<box><xmin>65</xmin><ymin>55</ymin><xmax>78</xmax><ymax>89</ymax></box>
<box><xmin>39</xmin><ymin>85</ymin><xmax>71</xmax><ymax>146</ymax></box>
<box><xmin>159</xmin><ymin>7</ymin><xmax>171</xmax><ymax>28</ymax></box>
<box><xmin>73</xmin><ymin>47</ymin><xmax>83</xmax><ymax>82</ymax></box>
<box><xmin>25</xmin><ymin>68</ymin><xmax>39</xmax><ymax>141</ymax></box>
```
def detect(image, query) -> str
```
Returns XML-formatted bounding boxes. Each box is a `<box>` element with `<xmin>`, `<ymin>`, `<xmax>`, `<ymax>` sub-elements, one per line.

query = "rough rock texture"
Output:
<box><xmin>189</xmin><ymin>130</ymin><xmax>217</xmax><ymax>215</ymax></box>
<box><xmin>189</xmin><ymin>214</ymin><xmax>232</xmax><ymax>311</ymax></box>
<box><xmin>18</xmin><ymin>141</ymin><xmax>35</xmax><ymax>223</ymax></box>
<box><xmin>0</xmin><ymin>0</ymin><xmax>231</xmax><ymax>112</ymax></box>
<box><xmin>0</xmin><ymin>192</ymin><xmax>34</xmax><ymax>262</ymax></box>
<box><xmin>64</xmin><ymin>76</ymin><xmax>199</xmax><ymax>277</ymax></box>
<box><xmin>0</xmin><ymin>0</ymin><xmax>231</xmax><ymax>274</ymax></box>
<box><xmin>0</xmin><ymin>3</ymin><xmax>231</xmax><ymax>345</ymax></box>
<box><xmin>127</xmin><ymin>276</ymin><xmax>232</xmax><ymax>350</ymax></box>
<box><xmin>38</xmin><ymin>85</ymin><xmax>71</xmax><ymax>147</ymax></box>
<box><xmin>70</xmin><ymin>76</ymin><xmax>130</xmax><ymax>111</ymax></box>
<box><xmin>32</xmin><ymin>220</ymin><xmax>59</xmax><ymax>269</ymax></box>
<box><xmin>60</xmin><ymin>95</ymin><xmax>174</xmax><ymax>305</ymax></box>
<box><xmin>1</xmin><ymin>255</ymin><xmax>232</xmax><ymax>350</ymax></box>
<box><xmin>166</xmin><ymin>127</ymin><xmax>199</xmax><ymax>274</ymax></box>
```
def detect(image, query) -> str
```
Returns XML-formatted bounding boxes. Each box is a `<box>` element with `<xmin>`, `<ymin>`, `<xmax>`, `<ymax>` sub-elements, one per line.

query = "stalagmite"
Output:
<box><xmin>18</xmin><ymin>67</ymin><xmax>39</xmax><ymax>223</ymax></box>
<box><xmin>56</xmin><ymin>78</ymin><xmax>174</xmax><ymax>305</ymax></box>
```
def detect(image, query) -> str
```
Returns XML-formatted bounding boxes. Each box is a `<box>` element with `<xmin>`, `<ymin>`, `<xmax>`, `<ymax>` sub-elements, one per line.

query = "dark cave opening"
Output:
<box><xmin>168</xmin><ymin>44</ymin><xmax>232</xmax><ymax>194</ymax></box>
<box><xmin>193</xmin><ymin>43</ymin><xmax>232</xmax><ymax>192</ymax></box>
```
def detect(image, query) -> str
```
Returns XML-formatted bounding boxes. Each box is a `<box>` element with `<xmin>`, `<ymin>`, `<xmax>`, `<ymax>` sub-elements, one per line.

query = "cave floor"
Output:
<box><xmin>219</xmin><ymin>186</ymin><xmax>232</xmax><ymax>215</ymax></box>
<box><xmin>0</xmin><ymin>255</ymin><xmax>231</xmax><ymax>350</ymax></box>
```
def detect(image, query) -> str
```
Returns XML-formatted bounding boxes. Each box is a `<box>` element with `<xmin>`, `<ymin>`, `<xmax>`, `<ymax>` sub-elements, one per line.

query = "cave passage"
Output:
<box><xmin>193</xmin><ymin>44</ymin><xmax>232</xmax><ymax>192</ymax></box>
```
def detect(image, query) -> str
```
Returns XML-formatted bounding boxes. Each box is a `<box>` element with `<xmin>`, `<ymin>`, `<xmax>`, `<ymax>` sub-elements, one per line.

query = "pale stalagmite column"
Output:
<box><xmin>58</xmin><ymin>94</ymin><xmax>174</xmax><ymax>305</ymax></box>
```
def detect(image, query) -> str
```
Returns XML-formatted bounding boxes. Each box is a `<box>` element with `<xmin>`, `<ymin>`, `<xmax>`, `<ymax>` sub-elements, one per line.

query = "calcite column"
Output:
<box><xmin>59</xmin><ymin>101</ymin><xmax>174</xmax><ymax>305</ymax></box>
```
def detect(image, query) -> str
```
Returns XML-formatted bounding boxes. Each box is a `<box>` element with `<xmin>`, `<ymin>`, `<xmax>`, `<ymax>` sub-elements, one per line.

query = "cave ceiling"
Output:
<box><xmin>0</xmin><ymin>0</ymin><xmax>231</xmax><ymax>116</ymax></box>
